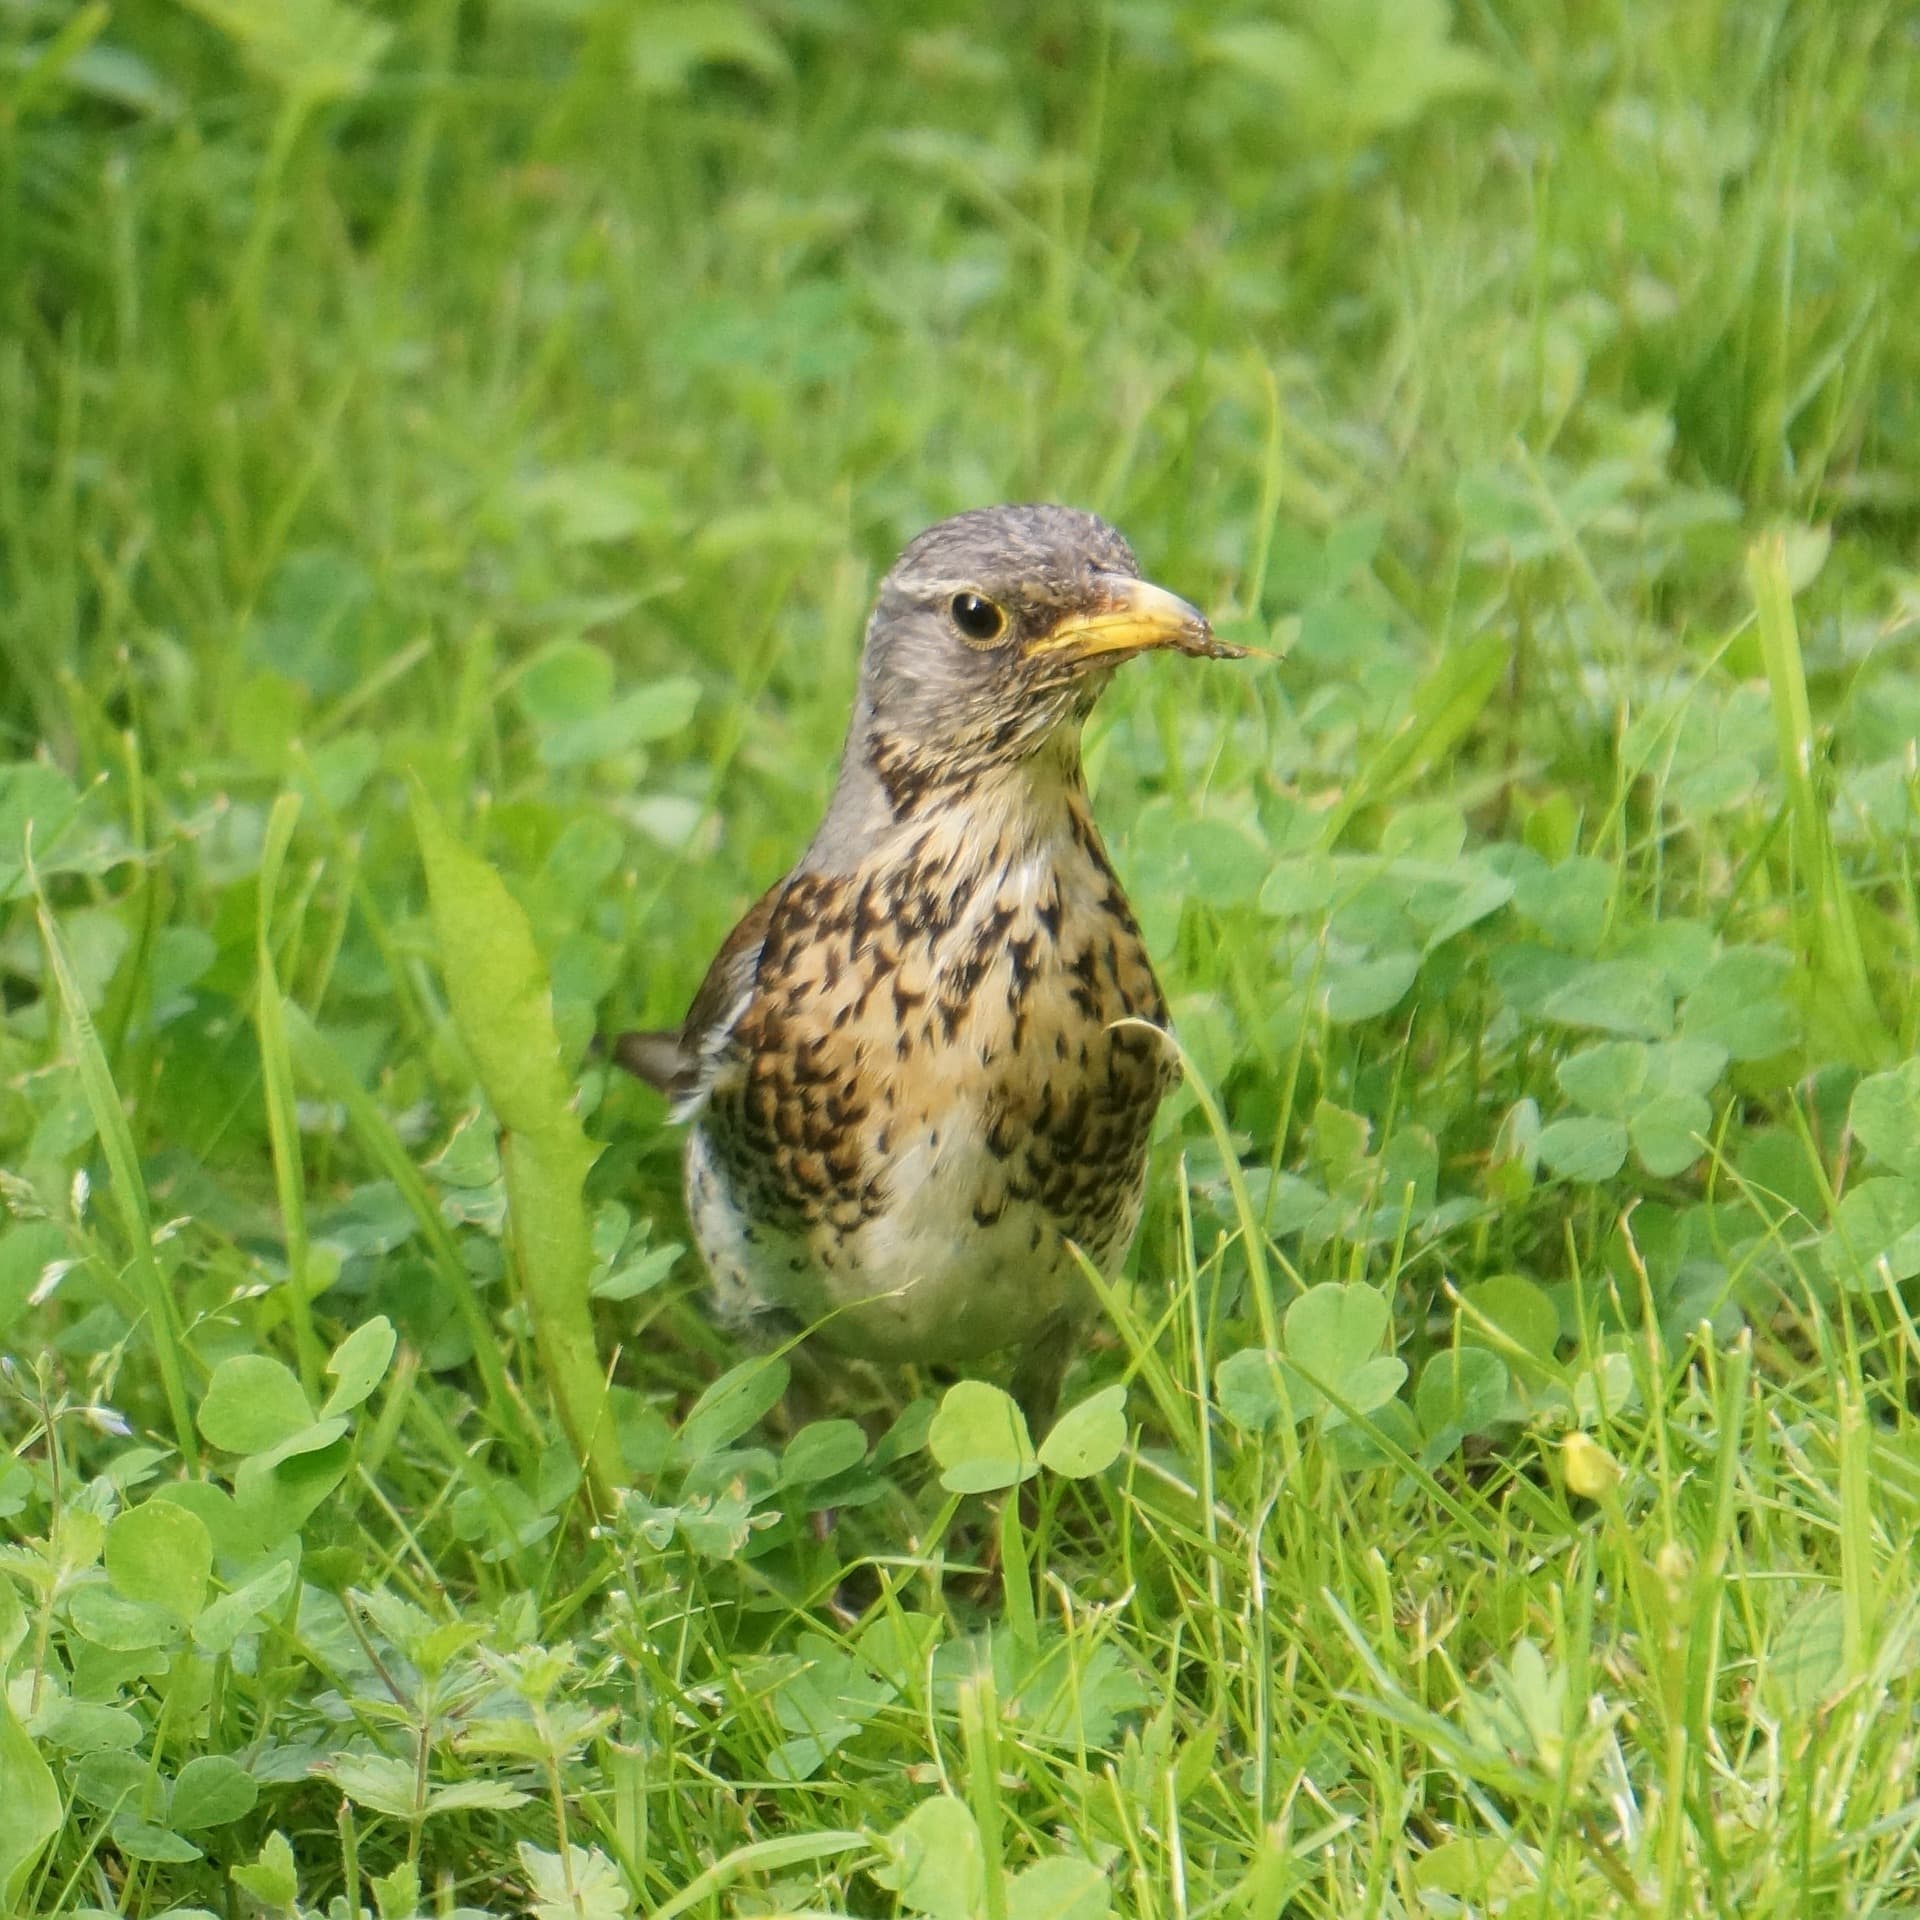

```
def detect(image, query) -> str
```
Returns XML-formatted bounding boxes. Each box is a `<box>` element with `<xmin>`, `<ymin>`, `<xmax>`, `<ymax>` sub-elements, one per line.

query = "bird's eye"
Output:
<box><xmin>949</xmin><ymin>592</ymin><xmax>1008</xmax><ymax>646</ymax></box>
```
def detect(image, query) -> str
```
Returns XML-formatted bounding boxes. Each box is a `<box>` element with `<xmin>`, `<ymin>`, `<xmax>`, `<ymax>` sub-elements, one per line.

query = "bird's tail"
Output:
<box><xmin>601</xmin><ymin>1029</ymin><xmax>686</xmax><ymax>1094</ymax></box>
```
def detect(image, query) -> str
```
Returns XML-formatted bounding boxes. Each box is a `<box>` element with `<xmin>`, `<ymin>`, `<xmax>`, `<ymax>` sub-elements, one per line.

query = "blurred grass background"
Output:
<box><xmin>6</xmin><ymin>1</ymin><xmax>1920</xmax><ymax>1915</ymax></box>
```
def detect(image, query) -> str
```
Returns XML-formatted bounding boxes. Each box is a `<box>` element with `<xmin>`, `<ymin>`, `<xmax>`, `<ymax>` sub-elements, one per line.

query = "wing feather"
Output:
<box><xmin>607</xmin><ymin>877</ymin><xmax>787</xmax><ymax>1120</ymax></box>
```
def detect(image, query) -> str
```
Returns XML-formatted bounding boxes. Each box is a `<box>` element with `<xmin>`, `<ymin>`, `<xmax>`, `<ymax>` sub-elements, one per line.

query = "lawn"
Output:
<box><xmin>5</xmin><ymin>1</ymin><xmax>1920</xmax><ymax>1915</ymax></box>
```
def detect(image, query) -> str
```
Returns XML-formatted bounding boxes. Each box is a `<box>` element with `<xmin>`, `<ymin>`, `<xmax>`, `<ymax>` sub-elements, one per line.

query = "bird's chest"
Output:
<box><xmin>693</xmin><ymin>800</ymin><xmax>1175</xmax><ymax>1359</ymax></box>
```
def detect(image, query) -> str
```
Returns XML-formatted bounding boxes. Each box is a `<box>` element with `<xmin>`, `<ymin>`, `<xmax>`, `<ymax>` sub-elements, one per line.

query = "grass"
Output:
<box><xmin>4</xmin><ymin>0</ymin><xmax>1920</xmax><ymax>1914</ymax></box>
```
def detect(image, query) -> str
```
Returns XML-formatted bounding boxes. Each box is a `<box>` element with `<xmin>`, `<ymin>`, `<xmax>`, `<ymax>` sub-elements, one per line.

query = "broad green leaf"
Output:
<box><xmin>322</xmin><ymin>1314</ymin><xmax>397</xmax><ymax>1418</ymax></box>
<box><xmin>780</xmin><ymin>1419</ymin><xmax>868</xmax><ymax>1487</ymax></box>
<box><xmin>1038</xmin><ymin>1385</ymin><xmax>1128</xmax><ymax>1478</ymax></box>
<box><xmin>764</xmin><ymin>1629</ymin><xmax>895</xmax><ymax>1781</ymax></box>
<box><xmin>1488</xmin><ymin>942</ymin><xmax>1585</xmax><ymax>1017</ymax></box>
<box><xmin>0</xmin><ymin>763</ymin><xmax>87</xmax><ymax>901</ymax></box>
<box><xmin>1007</xmin><ymin>1854</ymin><xmax>1112</xmax><ymax>1920</ymax></box>
<box><xmin>30</xmin><ymin>1700</ymin><xmax>141</xmax><ymax>1754</ymax></box>
<box><xmin>110</xmin><ymin>1813</ymin><xmax>201</xmax><ymax>1863</ymax></box>
<box><xmin>1630</xmin><ymin>1091</ymin><xmax>1712</xmax><ymax>1177</ymax></box>
<box><xmin>424</xmin><ymin>1778</ymin><xmax>533</xmax><ymax>1815</ymax></box>
<box><xmin>106</xmin><ymin>1499</ymin><xmax>211</xmax><ymax>1622</ymax></box>
<box><xmin>1379</xmin><ymin>802</ymin><xmax>1465</xmax><ymax>862</ymax></box>
<box><xmin>1280</xmin><ymin>1284</ymin><xmax>1405</xmax><ymax>1427</ymax></box>
<box><xmin>1541</xmin><ymin>959</ymin><xmax>1674</xmax><ymax>1039</ymax></box>
<box><xmin>1645</xmin><ymin>1037</ymin><xmax>1729</xmax><ymax>1098</ymax></box>
<box><xmin>193</xmin><ymin>1559</ymin><xmax>296</xmax><ymax>1655</ymax></box>
<box><xmin>1308</xmin><ymin>1100</ymin><xmax>1372</xmax><ymax>1183</ymax></box>
<box><xmin>540</xmin><ymin>681</ymin><xmax>702</xmax><ymax>767</ymax></box>
<box><xmin>0</xmin><ymin>1671</ymin><xmax>60</xmax><ymax>1908</ymax></box>
<box><xmin>1682</xmin><ymin>987</ymin><xmax>1801</xmax><ymax>1060</ymax></box>
<box><xmin>1556</xmin><ymin>1041</ymin><xmax>1648</xmax><ymax>1118</ymax></box>
<box><xmin>1824</xmin><ymin>1176</ymin><xmax>1920</xmax><ymax>1286</ymax></box>
<box><xmin>545</xmin><ymin>818</ymin><xmax>627</xmax><ymax>906</ymax></box>
<box><xmin>372</xmin><ymin>1861</ymin><xmax>421</xmax><ymax>1920</ymax></box>
<box><xmin>197</xmin><ymin>1354</ymin><xmax>314</xmax><ymax>1454</ymax></box>
<box><xmin>518</xmin><ymin>1840</ymin><xmax>632</xmax><ymax>1920</ymax></box>
<box><xmin>514</xmin><ymin>645</ymin><xmax>610</xmax><ymax>733</ymax></box>
<box><xmin>156</xmin><ymin>1481</ymin><xmax>268</xmax><ymax>1563</ymax></box>
<box><xmin>1417</xmin><ymin>867</ymin><xmax>1514</xmax><ymax>949</ymax></box>
<box><xmin>592</xmin><ymin>1243</ymin><xmax>682</xmax><ymax>1301</ymax></box>
<box><xmin>171</xmin><ymin>1754</ymin><xmax>259</xmax><ymax>1829</ymax></box>
<box><xmin>176</xmin><ymin>0</ymin><xmax>390</xmax><ymax>102</ymax></box>
<box><xmin>414</xmin><ymin>788</ymin><xmax>616</xmax><ymax>1495</ymax></box>
<box><xmin>1849</xmin><ymin>1061</ymin><xmax>1920</xmax><ymax>1175</ymax></box>
<box><xmin>71</xmin><ymin>1749</ymin><xmax>150</xmax><ymax>1813</ymax></box>
<box><xmin>1413</xmin><ymin>1836</ymin><xmax>1534</xmax><ymax>1901</ymax></box>
<box><xmin>1201</xmin><ymin>22</ymin><xmax>1316</xmax><ymax>91</ymax></box>
<box><xmin>1619</xmin><ymin>916</ymin><xmax>1718</xmax><ymax>991</ymax></box>
<box><xmin>414</xmin><ymin>792</ymin><xmax>597</xmax><ymax>1141</ymax></box>
<box><xmin>1284</xmin><ymin>1282</ymin><xmax>1391</xmax><ymax>1379</ymax></box>
<box><xmin>1512</xmin><ymin>856</ymin><xmax>1613</xmax><ymax>952</ymax></box>
<box><xmin>1570</xmin><ymin>1352</ymin><xmax>1636</xmax><ymax>1424</ymax></box>
<box><xmin>1765</xmin><ymin>1591</ymin><xmax>1846</xmax><ymax>1717</ymax></box>
<box><xmin>1258</xmin><ymin>852</ymin><xmax>1338</xmax><ymax>918</ymax></box>
<box><xmin>323</xmin><ymin>1752</ymin><xmax>419</xmax><ymax>1820</ymax></box>
<box><xmin>676</xmin><ymin>1355</ymin><xmax>791</xmax><ymax>1461</ymax></box>
<box><xmin>1184</xmin><ymin>817</ymin><xmax>1275</xmax><ymax>905</ymax></box>
<box><xmin>1536</xmin><ymin>1116</ymin><xmax>1628</xmax><ymax>1183</ymax></box>
<box><xmin>1681</xmin><ymin>946</ymin><xmax>1800</xmax><ymax>1059</ymax></box>
<box><xmin>860</xmin><ymin>1611</ymin><xmax>943</xmax><ymax>1691</ymax></box>
<box><xmin>1214</xmin><ymin>1348</ymin><xmax>1295</xmax><ymax>1432</ymax></box>
<box><xmin>873</xmin><ymin>1794</ymin><xmax>985</xmax><ymax>1920</ymax></box>
<box><xmin>233</xmin><ymin>1435</ymin><xmax>352</xmax><ymax>1546</ymax></box>
<box><xmin>1415</xmin><ymin>1348</ymin><xmax>1510</xmax><ymax>1459</ymax></box>
<box><xmin>929</xmin><ymin>1380</ymin><xmax>1037</xmax><ymax>1493</ymax></box>
<box><xmin>1317</xmin><ymin>1355</ymin><xmax>1408</xmax><ymax>1426</ymax></box>
<box><xmin>247</xmin><ymin>1416</ymin><xmax>348</xmax><ymax>1474</ymax></box>
<box><xmin>67</xmin><ymin>1584</ymin><xmax>182</xmax><ymax>1652</ymax></box>
<box><xmin>1458</xmin><ymin>1275</ymin><xmax>1560</xmax><ymax>1368</ymax></box>
<box><xmin>1221</xmin><ymin>1336</ymin><xmax>1405</xmax><ymax>1443</ymax></box>
<box><xmin>1320</xmin><ymin>950</ymin><xmax>1420</xmax><ymax>1023</ymax></box>
<box><xmin>231</xmin><ymin>1831</ymin><xmax>300</xmax><ymax>1908</ymax></box>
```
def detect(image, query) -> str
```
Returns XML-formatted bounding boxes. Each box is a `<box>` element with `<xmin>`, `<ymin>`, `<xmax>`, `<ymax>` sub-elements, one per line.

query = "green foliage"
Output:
<box><xmin>930</xmin><ymin>1380</ymin><xmax>1038</xmax><ymax>1493</ymax></box>
<box><xmin>5</xmin><ymin>0</ymin><xmax>1920</xmax><ymax>1912</ymax></box>
<box><xmin>414</xmin><ymin>788</ymin><xmax>618</xmax><ymax>1497</ymax></box>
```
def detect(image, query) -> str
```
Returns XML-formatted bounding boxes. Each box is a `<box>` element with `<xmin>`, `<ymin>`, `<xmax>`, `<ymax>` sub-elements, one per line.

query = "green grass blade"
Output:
<box><xmin>255</xmin><ymin>791</ymin><xmax>322</xmax><ymax>1399</ymax></box>
<box><xmin>645</xmin><ymin>1831</ymin><xmax>869</xmax><ymax>1920</ymax></box>
<box><xmin>29</xmin><ymin>848</ymin><xmax>197</xmax><ymax>1466</ymax></box>
<box><xmin>1747</xmin><ymin>532</ymin><xmax>1889</xmax><ymax>1067</ymax></box>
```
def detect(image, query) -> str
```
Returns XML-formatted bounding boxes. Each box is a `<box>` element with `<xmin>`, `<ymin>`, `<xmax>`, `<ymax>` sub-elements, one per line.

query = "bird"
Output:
<box><xmin>610</xmin><ymin>504</ymin><xmax>1243</xmax><ymax>1432</ymax></box>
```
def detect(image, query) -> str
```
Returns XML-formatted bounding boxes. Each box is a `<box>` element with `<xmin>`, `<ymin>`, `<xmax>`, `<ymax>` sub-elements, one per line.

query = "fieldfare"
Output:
<box><xmin>612</xmin><ymin>505</ymin><xmax>1242</xmax><ymax>1428</ymax></box>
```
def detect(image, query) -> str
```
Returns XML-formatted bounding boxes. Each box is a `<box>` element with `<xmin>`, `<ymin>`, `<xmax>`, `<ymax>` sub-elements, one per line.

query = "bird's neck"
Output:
<box><xmin>807</xmin><ymin>717</ymin><xmax>1090</xmax><ymax>876</ymax></box>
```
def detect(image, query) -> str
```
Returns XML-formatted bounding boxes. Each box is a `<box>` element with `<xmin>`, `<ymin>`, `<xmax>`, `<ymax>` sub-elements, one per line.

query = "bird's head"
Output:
<box><xmin>846</xmin><ymin>504</ymin><xmax>1237</xmax><ymax>817</ymax></box>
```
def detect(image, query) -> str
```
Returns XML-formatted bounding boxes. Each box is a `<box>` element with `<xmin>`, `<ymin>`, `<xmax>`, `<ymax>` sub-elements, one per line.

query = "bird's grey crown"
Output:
<box><xmin>887</xmin><ymin>504</ymin><xmax>1139</xmax><ymax>593</ymax></box>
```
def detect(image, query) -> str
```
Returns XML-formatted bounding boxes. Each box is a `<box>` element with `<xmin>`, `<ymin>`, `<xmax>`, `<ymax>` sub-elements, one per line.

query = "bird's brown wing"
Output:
<box><xmin>607</xmin><ymin>877</ymin><xmax>786</xmax><ymax>1118</ymax></box>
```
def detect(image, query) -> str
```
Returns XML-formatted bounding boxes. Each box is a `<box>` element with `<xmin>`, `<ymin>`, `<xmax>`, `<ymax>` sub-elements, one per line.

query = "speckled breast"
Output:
<box><xmin>684</xmin><ymin>789</ymin><xmax>1177</xmax><ymax>1363</ymax></box>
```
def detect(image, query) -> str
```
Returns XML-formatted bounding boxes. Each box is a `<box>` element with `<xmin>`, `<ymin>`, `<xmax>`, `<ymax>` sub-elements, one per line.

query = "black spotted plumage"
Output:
<box><xmin>611</xmin><ymin>504</ymin><xmax>1243</xmax><ymax>1427</ymax></box>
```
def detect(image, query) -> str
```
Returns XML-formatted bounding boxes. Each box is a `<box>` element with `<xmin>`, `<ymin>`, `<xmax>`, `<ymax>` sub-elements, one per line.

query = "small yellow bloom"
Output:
<box><xmin>1561</xmin><ymin>1431</ymin><xmax>1622</xmax><ymax>1499</ymax></box>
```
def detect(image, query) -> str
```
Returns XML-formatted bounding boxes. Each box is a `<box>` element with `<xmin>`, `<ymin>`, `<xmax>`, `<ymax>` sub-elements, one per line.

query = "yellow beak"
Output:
<box><xmin>1024</xmin><ymin>575</ymin><xmax>1238</xmax><ymax>663</ymax></box>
